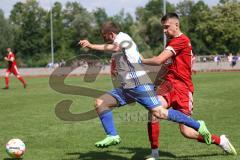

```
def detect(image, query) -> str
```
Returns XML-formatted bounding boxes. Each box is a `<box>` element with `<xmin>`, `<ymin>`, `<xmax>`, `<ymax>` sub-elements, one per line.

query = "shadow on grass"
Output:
<box><xmin>119</xmin><ymin>147</ymin><xmax>176</xmax><ymax>160</ymax></box>
<box><xmin>63</xmin><ymin>150</ymin><xmax>128</xmax><ymax>160</ymax></box>
<box><xmin>63</xmin><ymin>147</ymin><xmax>228</xmax><ymax>160</ymax></box>
<box><xmin>176</xmin><ymin>153</ymin><xmax>229</xmax><ymax>159</ymax></box>
<box><xmin>63</xmin><ymin>147</ymin><xmax>175</xmax><ymax>160</ymax></box>
<box><xmin>121</xmin><ymin>147</ymin><xmax>231</xmax><ymax>160</ymax></box>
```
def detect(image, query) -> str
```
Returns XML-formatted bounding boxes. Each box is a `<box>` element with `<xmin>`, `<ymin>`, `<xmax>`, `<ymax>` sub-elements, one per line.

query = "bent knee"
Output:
<box><xmin>94</xmin><ymin>99</ymin><xmax>109</xmax><ymax>114</ymax></box>
<box><xmin>95</xmin><ymin>98</ymin><xmax>104</xmax><ymax>109</ymax></box>
<box><xmin>94</xmin><ymin>98</ymin><xmax>116</xmax><ymax>112</ymax></box>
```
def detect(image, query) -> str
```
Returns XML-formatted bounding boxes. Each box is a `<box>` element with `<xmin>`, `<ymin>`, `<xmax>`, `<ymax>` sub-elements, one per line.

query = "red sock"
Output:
<box><xmin>148</xmin><ymin>122</ymin><xmax>160</xmax><ymax>149</ymax></box>
<box><xmin>17</xmin><ymin>76</ymin><xmax>26</xmax><ymax>85</ymax></box>
<box><xmin>5</xmin><ymin>77</ymin><xmax>9</xmax><ymax>87</ymax></box>
<box><xmin>197</xmin><ymin>134</ymin><xmax>220</xmax><ymax>145</ymax></box>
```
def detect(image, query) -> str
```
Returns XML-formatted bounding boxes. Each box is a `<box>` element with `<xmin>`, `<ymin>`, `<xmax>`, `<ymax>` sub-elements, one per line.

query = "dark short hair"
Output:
<box><xmin>161</xmin><ymin>13</ymin><xmax>179</xmax><ymax>23</ymax></box>
<box><xmin>101</xmin><ymin>21</ymin><xmax>120</xmax><ymax>34</ymax></box>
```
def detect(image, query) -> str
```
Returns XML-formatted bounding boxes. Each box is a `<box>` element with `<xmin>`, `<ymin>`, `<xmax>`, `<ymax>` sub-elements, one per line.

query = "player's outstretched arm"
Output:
<box><xmin>79</xmin><ymin>39</ymin><xmax>121</xmax><ymax>52</ymax></box>
<box><xmin>141</xmin><ymin>49</ymin><xmax>174</xmax><ymax>66</ymax></box>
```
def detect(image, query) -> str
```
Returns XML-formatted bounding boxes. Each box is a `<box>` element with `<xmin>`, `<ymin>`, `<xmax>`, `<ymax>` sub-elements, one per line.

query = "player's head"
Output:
<box><xmin>6</xmin><ymin>48</ymin><xmax>11</xmax><ymax>52</ymax></box>
<box><xmin>161</xmin><ymin>13</ymin><xmax>180</xmax><ymax>38</ymax></box>
<box><xmin>101</xmin><ymin>21</ymin><xmax>120</xmax><ymax>43</ymax></box>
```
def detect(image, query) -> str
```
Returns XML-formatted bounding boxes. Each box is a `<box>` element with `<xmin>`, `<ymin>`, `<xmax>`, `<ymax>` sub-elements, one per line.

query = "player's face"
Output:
<box><xmin>101</xmin><ymin>32</ymin><xmax>114</xmax><ymax>44</ymax></box>
<box><xmin>162</xmin><ymin>19</ymin><xmax>179</xmax><ymax>38</ymax></box>
<box><xmin>7</xmin><ymin>48</ymin><xmax>11</xmax><ymax>52</ymax></box>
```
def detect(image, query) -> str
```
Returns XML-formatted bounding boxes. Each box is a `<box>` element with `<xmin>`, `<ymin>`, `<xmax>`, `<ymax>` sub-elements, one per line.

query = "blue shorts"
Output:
<box><xmin>108</xmin><ymin>84</ymin><xmax>162</xmax><ymax>109</ymax></box>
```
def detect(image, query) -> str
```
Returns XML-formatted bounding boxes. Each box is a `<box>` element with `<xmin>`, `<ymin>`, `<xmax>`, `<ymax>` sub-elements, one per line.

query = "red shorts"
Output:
<box><xmin>6</xmin><ymin>66</ymin><xmax>20</xmax><ymax>76</ymax></box>
<box><xmin>157</xmin><ymin>85</ymin><xmax>193</xmax><ymax>116</ymax></box>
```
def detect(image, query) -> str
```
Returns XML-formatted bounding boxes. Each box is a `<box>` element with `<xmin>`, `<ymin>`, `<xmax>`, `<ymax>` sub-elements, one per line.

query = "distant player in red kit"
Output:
<box><xmin>3</xmin><ymin>48</ymin><xmax>26</xmax><ymax>89</ymax></box>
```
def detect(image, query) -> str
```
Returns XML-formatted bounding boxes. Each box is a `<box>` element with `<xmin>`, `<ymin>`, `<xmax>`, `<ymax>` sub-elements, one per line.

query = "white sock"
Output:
<box><xmin>151</xmin><ymin>148</ymin><xmax>159</xmax><ymax>158</ymax></box>
<box><xmin>219</xmin><ymin>135</ymin><xmax>226</xmax><ymax>146</ymax></box>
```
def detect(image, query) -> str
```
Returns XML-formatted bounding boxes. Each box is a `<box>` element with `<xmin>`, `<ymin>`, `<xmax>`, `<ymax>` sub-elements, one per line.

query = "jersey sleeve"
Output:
<box><xmin>8</xmin><ymin>53</ymin><xmax>14</xmax><ymax>59</ymax></box>
<box><xmin>166</xmin><ymin>37</ymin><xmax>187</xmax><ymax>55</ymax></box>
<box><xmin>114</xmin><ymin>33</ymin><xmax>133</xmax><ymax>49</ymax></box>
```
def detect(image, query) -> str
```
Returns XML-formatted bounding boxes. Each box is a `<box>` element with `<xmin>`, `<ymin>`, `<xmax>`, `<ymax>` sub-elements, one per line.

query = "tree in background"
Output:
<box><xmin>63</xmin><ymin>2</ymin><xmax>94</xmax><ymax>55</ymax></box>
<box><xmin>0</xmin><ymin>0</ymin><xmax>240</xmax><ymax>67</ymax></box>
<box><xmin>202</xmin><ymin>0</ymin><xmax>240</xmax><ymax>54</ymax></box>
<box><xmin>176</xmin><ymin>0</ymin><xmax>211</xmax><ymax>54</ymax></box>
<box><xmin>10</xmin><ymin>0</ymin><xmax>48</xmax><ymax>66</ymax></box>
<box><xmin>135</xmin><ymin>0</ymin><xmax>175</xmax><ymax>56</ymax></box>
<box><xmin>0</xmin><ymin>9</ymin><xmax>14</xmax><ymax>65</ymax></box>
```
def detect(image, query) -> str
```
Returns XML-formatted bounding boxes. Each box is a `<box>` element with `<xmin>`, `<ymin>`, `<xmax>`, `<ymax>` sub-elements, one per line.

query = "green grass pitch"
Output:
<box><xmin>0</xmin><ymin>72</ymin><xmax>239</xmax><ymax>160</ymax></box>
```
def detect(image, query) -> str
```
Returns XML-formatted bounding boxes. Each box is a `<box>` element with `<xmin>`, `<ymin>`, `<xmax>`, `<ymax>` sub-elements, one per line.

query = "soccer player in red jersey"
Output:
<box><xmin>3</xmin><ymin>48</ymin><xmax>27</xmax><ymax>89</ymax></box>
<box><xmin>141</xmin><ymin>13</ymin><xmax>237</xmax><ymax>159</ymax></box>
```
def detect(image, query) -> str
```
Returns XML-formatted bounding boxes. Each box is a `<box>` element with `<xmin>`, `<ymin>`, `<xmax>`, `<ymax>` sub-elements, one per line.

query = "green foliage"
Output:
<box><xmin>0</xmin><ymin>9</ymin><xmax>14</xmax><ymax>58</ymax></box>
<box><xmin>177</xmin><ymin>0</ymin><xmax>212</xmax><ymax>54</ymax></box>
<box><xmin>135</xmin><ymin>0</ymin><xmax>175</xmax><ymax>55</ymax></box>
<box><xmin>111</xmin><ymin>9</ymin><xmax>134</xmax><ymax>36</ymax></box>
<box><xmin>10</xmin><ymin>0</ymin><xmax>48</xmax><ymax>65</ymax></box>
<box><xmin>91</xmin><ymin>8</ymin><xmax>108</xmax><ymax>44</ymax></box>
<box><xmin>208</xmin><ymin>1</ymin><xmax>240</xmax><ymax>54</ymax></box>
<box><xmin>0</xmin><ymin>0</ymin><xmax>240</xmax><ymax>67</ymax></box>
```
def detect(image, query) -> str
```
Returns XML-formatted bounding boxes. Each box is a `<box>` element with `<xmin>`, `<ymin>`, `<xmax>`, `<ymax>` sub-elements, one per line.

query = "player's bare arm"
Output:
<box><xmin>4</xmin><ymin>57</ymin><xmax>14</xmax><ymax>62</ymax></box>
<box><xmin>141</xmin><ymin>49</ymin><xmax>174</xmax><ymax>66</ymax></box>
<box><xmin>4</xmin><ymin>57</ymin><xmax>9</xmax><ymax>61</ymax></box>
<box><xmin>79</xmin><ymin>39</ymin><xmax>121</xmax><ymax>52</ymax></box>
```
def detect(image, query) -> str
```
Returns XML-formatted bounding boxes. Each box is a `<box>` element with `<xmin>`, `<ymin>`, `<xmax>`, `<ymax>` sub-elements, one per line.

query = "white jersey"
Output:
<box><xmin>112</xmin><ymin>32</ymin><xmax>151</xmax><ymax>88</ymax></box>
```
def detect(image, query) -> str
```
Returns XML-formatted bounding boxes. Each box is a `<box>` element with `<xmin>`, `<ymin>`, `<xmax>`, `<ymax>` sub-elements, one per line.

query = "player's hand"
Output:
<box><xmin>79</xmin><ymin>40</ymin><xmax>93</xmax><ymax>49</ymax></box>
<box><xmin>4</xmin><ymin>57</ymin><xmax>9</xmax><ymax>61</ymax></box>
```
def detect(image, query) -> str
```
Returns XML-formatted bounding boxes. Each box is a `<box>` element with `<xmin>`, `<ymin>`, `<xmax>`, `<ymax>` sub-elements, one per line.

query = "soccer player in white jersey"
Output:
<box><xmin>79</xmin><ymin>21</ymin><xmax>212</xmax><ymax>148</ymax></box>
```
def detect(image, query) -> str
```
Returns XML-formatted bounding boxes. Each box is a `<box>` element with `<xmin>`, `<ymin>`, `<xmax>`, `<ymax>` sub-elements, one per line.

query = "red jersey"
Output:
<box><xmin>7</xmin><ymin>52</ymin><xmax>17</xmax><ymax>68</ymax></box>
<box><xmin>164</xmin><ymin>34</ymin><xmax>194</xmax><ymax>93</ymax></box>
<box><xmin>110</xmin><ymin>57</ymin><xmax>116</xmax><ymax>76</ymax></box>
